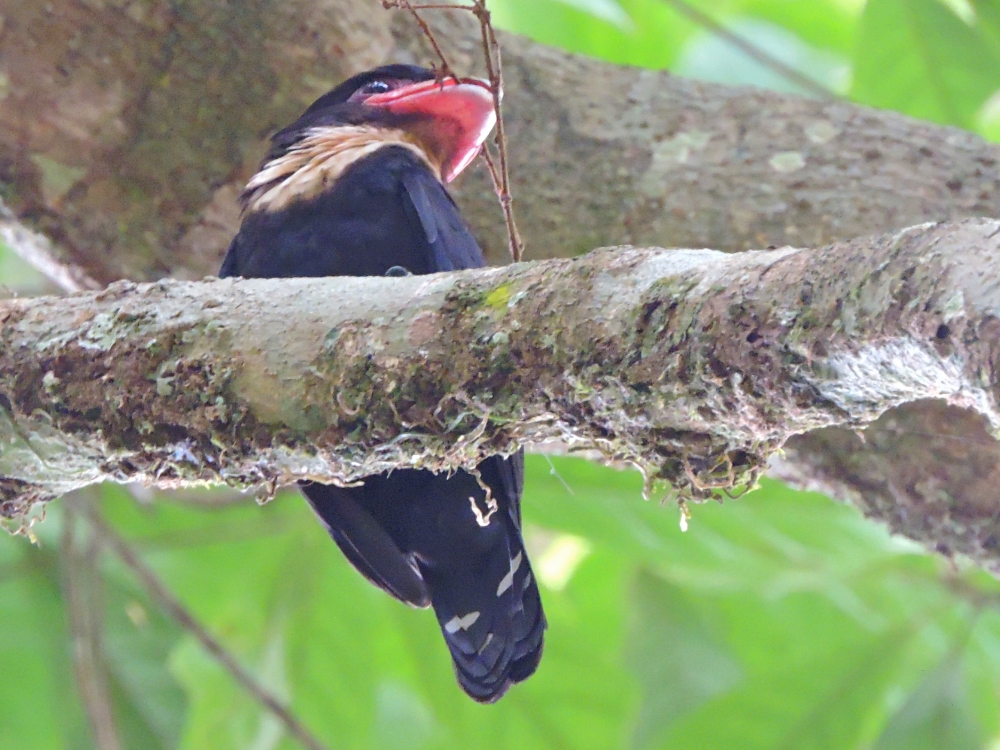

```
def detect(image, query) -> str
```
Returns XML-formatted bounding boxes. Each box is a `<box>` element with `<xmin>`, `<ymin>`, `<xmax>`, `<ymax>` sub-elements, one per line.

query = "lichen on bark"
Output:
<box><xmin>2</xmin><ymin>220</ymin><xmax>998</xmax><ymax>556</ymax></box>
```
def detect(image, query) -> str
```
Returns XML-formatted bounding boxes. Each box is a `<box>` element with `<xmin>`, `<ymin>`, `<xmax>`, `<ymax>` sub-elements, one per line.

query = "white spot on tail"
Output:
<box><xmin>496</xmin><ymin>551</ymin><xmax>524</xmax><ymax>597</ymax></box>
<box><xmin>444</xmin><ymin>611</ymin><xmax>481</xmax><ymax>634</ymax></box>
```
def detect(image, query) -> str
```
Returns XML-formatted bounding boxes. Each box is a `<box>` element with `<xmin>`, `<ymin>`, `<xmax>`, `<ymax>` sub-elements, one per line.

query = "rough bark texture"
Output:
<box><xmin>2</xmin><ymin>1</ymin><xmax>999</xmax><ymax>281</ymax></box>
<box><xmin>773</xmin><ymin>402</ymin><xmax>1000</xmax><ymax>567</ymax></box>
<box><xmin>3</xmin><ymin>220</ymin><xmax>999</xmax><ymax>570</ymax></box>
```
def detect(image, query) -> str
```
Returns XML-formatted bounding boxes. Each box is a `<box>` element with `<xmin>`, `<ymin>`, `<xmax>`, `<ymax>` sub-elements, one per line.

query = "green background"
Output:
<box><xmin>4</xmin><ymin>1</ymin><xmax>1000</xmax><ymax>747</ymax></box>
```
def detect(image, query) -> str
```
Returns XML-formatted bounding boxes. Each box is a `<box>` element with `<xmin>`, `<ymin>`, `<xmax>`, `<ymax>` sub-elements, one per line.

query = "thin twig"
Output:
<box><xmin>378</xmin><ymin>0</ymin><xmax>525</xmax><ymax>262</ymax></box>
<box><xmin>62</xmin><ymin>504</ymin><xmax>123</xmax><ymax>750</ymax></box>
<box><xmin>381</xmin><ymin>0</ymin><xmax>458</xmax><ymax>80</ymax></box>
<box><xmin>472</xmin><ymin>0</ymin><xmax>524</xmax><ymax>262</ymax></box>
<box><xmin>661</xmin><ymin>0</ymin><xmax>835</xmax><ymax>99</ymax></box>
<box><xmin>85</xmin><ymin>509</ymin><xmax>332</xmax><ymax>750</ymax></box>
<box><xmin>479</xmin><ymin>143</ymin><xmax>502</xmax><ymax>188</ymax></box>
<box><xmin>479</xmin><ymin>145</ymin><xmax>511</xmax><ymax>238</ymax></box>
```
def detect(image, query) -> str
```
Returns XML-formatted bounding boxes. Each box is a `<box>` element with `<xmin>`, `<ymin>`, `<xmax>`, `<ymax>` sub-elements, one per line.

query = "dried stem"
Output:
<box><xmin>472</xmin><ymin>0</ymin><xmax>523</xmax><ymax>262</ymax></box>
<box><xmin>661</xmin><ymin>0</ymin><xmax>834</xmax><ymax>99</ymax></box>
<box><xmin>86</xmin><ymin>509</ymin><xmax>332</xmax><ymax>750</ymax></box>
<box><xmin>62</xmin><ymin>503</ymin><xmax>122</xmax><ymax>750</ymax></box>
<box><xmin>381</xmin><ymin>0</ymin><xmax>458</xmax><ymax>80</ymax></box>
<box><xmin>379</xmin><ymin>0</ymin><xmax>524</xmax><ymax>262</ymax></box>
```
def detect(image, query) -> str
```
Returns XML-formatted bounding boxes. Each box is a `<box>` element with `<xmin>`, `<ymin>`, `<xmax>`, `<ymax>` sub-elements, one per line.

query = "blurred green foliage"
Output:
<box><xmin>0</xmin><ymin>238</ymin><xmax>49</xmax><ymax>298</ymax></box>
<box><xmin>6</xmin><ymin>460</ymin><xmax>1000</xmax><ymax>749</ymax></box>
<box><xmin>4</xmin><ymin>0</ymin><xmax>1000</xmax><ymax>748</ymax></box>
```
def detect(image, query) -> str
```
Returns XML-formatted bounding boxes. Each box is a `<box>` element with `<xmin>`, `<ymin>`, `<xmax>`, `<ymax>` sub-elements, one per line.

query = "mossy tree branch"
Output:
<box><xmin>3</xmin><ymin>2</ymin><xmax>1000</xmax><ymax>281</ymax></box>
<box><xmin>5</xmin><ymin>0</ymin><xmax>1000</xmax><ymax>562</ymax></box>
<box><xmin>2</xmin><ymin>220</ymin><xmax>998</xmax><ymax>555</ymax></box>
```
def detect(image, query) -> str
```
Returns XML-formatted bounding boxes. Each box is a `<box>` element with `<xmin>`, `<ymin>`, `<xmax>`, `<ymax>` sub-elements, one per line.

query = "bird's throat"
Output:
<box><xmin>241</xmin><ymin>125</ymin><xmax>441</xmax><ymax>214</ymax></box>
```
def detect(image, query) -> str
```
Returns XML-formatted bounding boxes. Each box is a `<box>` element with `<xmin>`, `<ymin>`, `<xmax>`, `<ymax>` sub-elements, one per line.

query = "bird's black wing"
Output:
<box><xmin>218</xmin><ymin>234</ymin><xmax>241</xmax><ymax>278</ymax></box>
<box><xmin>494</xmin><ymin>449</ymin><xmax>525</xmax><ymax>525</ymax></box>
<box><xmin>399</xmin><ymin>169</ymin><xmax>545</xmax><ymax>698</ymax></box>
<box><xmin>390</xmin><ymin>455</ymin><xmax>544</xmax><ymax>703</ymax></box>
<box><xmin>401</xmin><ymin>168</ymin><xmax>485</xmax><ymax>272</ymax></box>
<box><xmin>301</xmin><ymin>481</ymin><xmax>431</xmax><ymax>609</ymax></box>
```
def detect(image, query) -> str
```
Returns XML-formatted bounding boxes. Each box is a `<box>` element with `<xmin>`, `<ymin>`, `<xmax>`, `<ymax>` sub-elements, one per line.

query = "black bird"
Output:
<box><xmin>220</xmin><ymin>65</ymin><xmax>545</xmax><ymax>702</ymax></box>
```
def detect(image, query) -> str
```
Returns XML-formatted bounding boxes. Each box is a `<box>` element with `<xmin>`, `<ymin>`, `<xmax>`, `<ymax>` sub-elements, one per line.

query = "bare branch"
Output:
<box><xmin>660</xmin><ymin>0</ymin><xmax>836</xmax><ymax>99</ymax></box>
<box><xmin>62</xmin><ymin>502</ymin><xmax>122</xmax><ymax>750</ymax></box>
<box><xmin>86</xmin><ymin>509</ymin><xmax>332</xmax><ymax>750</ymax></box>
<box><xmin>471</xmin><ymin>0</ymin><xmax>524</xmax><ymax>262</ymax></box>
<box><xmin>381</xmin><ymin>0</ymin><xmax>460</xmax><ymax>80</ymax></box>
<box><xmin>0</xmin><ymin>200</ymin><xmax>99</xmax><ymax>293</ymax></box>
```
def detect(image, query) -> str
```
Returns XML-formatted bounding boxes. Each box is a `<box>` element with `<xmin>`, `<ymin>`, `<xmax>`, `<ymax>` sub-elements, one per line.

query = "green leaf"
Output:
<box><xmin>626</xmin><ymin>572</ymin><xmax>742</xmax><ymax>749</ymax></box>
<box><xmin>489</xmin><ymin>0</ymin><xmax>691</xmax><ymax>69</ymax></box>
<box><xmin>852</xmin><ymin>0</ymin><xmax>1000</xmax><ymax>127</ymax></box>
<box><xmin>372</xmin><ymin>681</ymin><xmax>438</xmax><ymax>750</ymax></box>
<box><xmin>0</xmin><ymin>537</ymin><xmax>90</xmax><ymax>750</ymax></box>
<box><xmin>10</xmin><ymin>457</ymin><xmax>1000</xmax><ymax>749</ymax></box>
<box><xmin>873</xmin><ymin>649</ymin><xmax>984</xmax><ymax>750</ymax></box>
<box><xmin>98</xmin><ymin>481</ymin><xmax>637</xmax><ymax>749</ymax></box>
<box><xmin>279</xmin><ymin>518</ymin><xmax>638</xmax><ymax>749</ymax></box>
<box><xmin>525</xmin><ymin>457</ymin><xmax>1000</xmax><ymax>748</ymax></box>
<box><xmin>102</xmin><ymin>573</ymin><xmax>188</xmax><ymax>750</ymax></box>
<box><xmin>522</xmin><ymin>457</ymin><xmax>921</xmax><ymax>589</ymax></box>
<box><xmin>741</xmin><ymin>0</ymin><xmax>861</xmax><ymax>55</ymax></box>
<box><xmin>674</xmin><ymin>19</ymin><xmax>850</xmax><ymax>95</ymax></box>
<box><xmin>970</xmin><ymin>0</ymin><xmax>1000</xmax><ymax>50</ymax></box>
<box><xmin>489</xmin><ymin>0</ymin><xmax>858</xmax><ymax>81</ymax></box>
<box><xmin>552</xmin><ymin>0</ymin><xmax>632</xmax><ymax>29</ymax></box>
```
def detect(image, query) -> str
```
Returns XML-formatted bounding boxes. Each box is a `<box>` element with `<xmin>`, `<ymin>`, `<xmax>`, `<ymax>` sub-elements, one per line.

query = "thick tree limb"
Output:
<box><xmin>5</xmin><ymin>0</ymin><xmax>1000</xmax><ymax>561</ymax></box>
<box><xmin>3</xmin><ymin>219</ymin><xmax>998</xmax><ymax>565</ymax></box>
<box><xmin>1</xmin><ymin>1</ymin><xmax>998</xmax><ymax>281</ymax></box>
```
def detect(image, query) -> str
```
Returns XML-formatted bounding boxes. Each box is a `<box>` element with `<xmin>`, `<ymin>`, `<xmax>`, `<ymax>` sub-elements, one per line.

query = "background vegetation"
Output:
<box><xmin>4</xmin><ymin>0</ymin><xmax>1000</xmax><ymax>747</ymax></box>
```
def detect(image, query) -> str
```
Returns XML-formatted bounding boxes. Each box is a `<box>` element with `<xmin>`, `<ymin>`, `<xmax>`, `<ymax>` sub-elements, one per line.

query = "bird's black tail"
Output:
<box><xmin>302</xmin><ymin>454</ymin><xmax>545</xmax><ymax>702</ymax></box>
<box><xmin>421</xmin><ymin>519</ymin><xmax>546</xmax><ymax>702</ymax></box>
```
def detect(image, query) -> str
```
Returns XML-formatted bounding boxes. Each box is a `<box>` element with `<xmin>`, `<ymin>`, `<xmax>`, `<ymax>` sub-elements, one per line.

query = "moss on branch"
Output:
<box><xmin>1</xmin><ymin>219</ymin><xmax>998</xmax><ymax>529</ymax></box>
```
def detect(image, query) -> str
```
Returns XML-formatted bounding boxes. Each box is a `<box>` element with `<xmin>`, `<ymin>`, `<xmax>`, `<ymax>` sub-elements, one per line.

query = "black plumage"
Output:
<box><xmin>220</xmin><ymin>65</ymin><xmax>545</xmax><ymax>702</ymax></box>
<box><xmin>221</xmin><ymin>147</ymin><xmax>482</xmax><ymax>278</ymax></box>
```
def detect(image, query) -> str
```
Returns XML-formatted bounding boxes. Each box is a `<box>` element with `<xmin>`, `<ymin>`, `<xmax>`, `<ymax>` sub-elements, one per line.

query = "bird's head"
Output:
<box><xmin>243</xmin><ymin>65</ymin><xmax>496</xmax><ymax>213</ymax></box>
<box><xmin>298</xmin><ymin>65</ymin><xmax>497</xmax><ymax>183</ymax></box>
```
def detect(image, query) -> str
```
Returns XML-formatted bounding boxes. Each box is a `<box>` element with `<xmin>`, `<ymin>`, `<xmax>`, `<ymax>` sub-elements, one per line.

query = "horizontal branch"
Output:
<box><xmin>3</xmin><ymin>3</ymin><xmax>1000</xmax><ymax>280</ymax></box>
<box><xmin>2</xmin><ymin>219</ymin><xmax>998</xmax><ymax>525</ymax></box>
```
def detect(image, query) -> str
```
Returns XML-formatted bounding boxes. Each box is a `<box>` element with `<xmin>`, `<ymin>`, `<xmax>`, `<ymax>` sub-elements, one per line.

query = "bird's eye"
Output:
<box><xmin>346</xmin><ymin>79</ymin><xmax>399</xmax><ymax>103</ymax></box>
